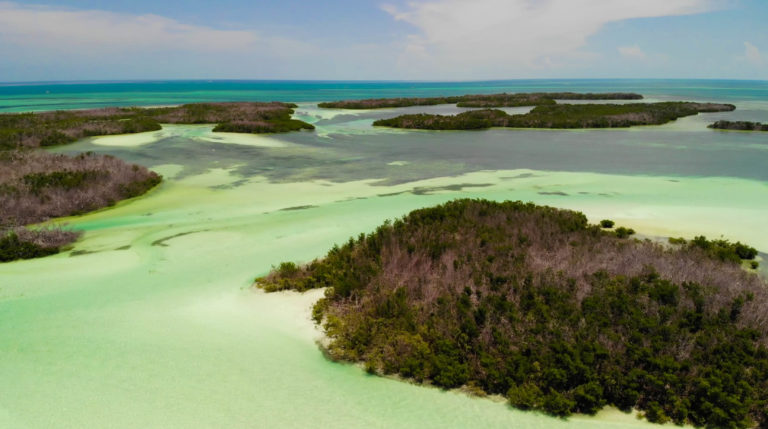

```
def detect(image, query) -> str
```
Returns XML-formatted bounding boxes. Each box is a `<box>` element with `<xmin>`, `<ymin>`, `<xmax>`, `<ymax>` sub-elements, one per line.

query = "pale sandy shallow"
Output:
<box><xmin>91</xmin><ymin>124</ymin><xmax>289</xmax><ymax>148</ymax></box>
<box><xmin>2</xmin><ymin>148</ymin><xmax>766</xmax><ymax>427</ymax></box>
<box><xmin>91</xmin><ymin>130</ymin><xmax>165</xmax><ymax>147</ymax></box>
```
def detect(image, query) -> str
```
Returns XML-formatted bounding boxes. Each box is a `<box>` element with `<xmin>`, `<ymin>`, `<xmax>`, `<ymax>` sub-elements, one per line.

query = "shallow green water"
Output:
<box><xmin>1</xmin><ymin>81</ymin><xmax>767</xmax><ymax>428</ymax></box>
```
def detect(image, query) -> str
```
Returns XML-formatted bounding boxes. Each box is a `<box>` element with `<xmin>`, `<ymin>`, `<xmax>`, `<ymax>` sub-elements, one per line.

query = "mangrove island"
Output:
<box><xmin>709</xmin><ymin>120</ymin><xmax>768</xmax><ymax>131</ymax></box>
<box><xmin>317</xmin><ymin>92</ymin><xmax>643</xmax><ymax>109</ymax></box>
<box><xmin>373</xmin><ymin>102</ymin><xmax>736</xmax><ymax>130</ymax></box>
<box><xmin>0</xmin><ymin>102</ymin><xmax>314</xmax><ymax>149</ymax></box>
<box><xmin>257</xmin><ymin>199</ymin><xmax>767</xmax><ymax>428</ymax></box>
<box><xmin>0</xmin><ymin>150</ymin><xmax>161</xmax><ymax>262</ymax></box>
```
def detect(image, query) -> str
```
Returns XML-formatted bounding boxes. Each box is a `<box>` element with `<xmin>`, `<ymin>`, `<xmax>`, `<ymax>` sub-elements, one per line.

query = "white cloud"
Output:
<box><xmin>0</xmin><ymin>0</ymin><xmax>735</xmax><ymax>81</ymax></box>
<box><xmin>0</xmin><ymin>1</ymin><xmax>258</xmax><ymax>53</ymax></box>
<box><xmin>382</xmin><ymin>0</ymin><xmax>715</xmax><ymax>78</ymax></box>
<box><xmin>0</xmin><ymin>1</ymin><xmax>398</xmax><ymax>80</ymax></box>
<box><xmin>618</xmin><ymin>45</ymin><xmax>646</xmax><ymax>59</ymax></box>
<box><xmin>743</xmin><ymin>41</ymin><xmax>764</xmax><ymax>65</ymax></box>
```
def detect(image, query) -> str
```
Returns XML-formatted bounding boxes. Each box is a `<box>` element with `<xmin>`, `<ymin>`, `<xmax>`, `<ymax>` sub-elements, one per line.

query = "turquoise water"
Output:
<box><xmin>1</xmin><ymin>80</ymin><xmax>767</xmax><ymax>428</ymax></box>
<box><xmin>1</xmin><ymin>79</ymin><xmax>767</xmax><ymax>112</ymax></box>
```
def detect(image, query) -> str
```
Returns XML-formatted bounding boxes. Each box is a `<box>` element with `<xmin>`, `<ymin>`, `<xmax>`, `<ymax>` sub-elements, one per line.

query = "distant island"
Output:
<box><xmin>257</xmin><ymin>199</ymin><xmax>767</xmax><ymax>428</ymax></box>
<box><xmin>709</xmin><ymin>120</ymin><xmax>768</xmax><ymax>131</ymax></box>
<box><xmin>0</xmin><ymin>102</ymin><xmax>314</xmax><ymax>149</ymax></box>
<box><xmin>318</xmin><ymin>92</ymin><xmax>643</xmax><ymax>109</ymax></box>
<box><xmin>373</xmin><ymin>102</ymin><xmax>736</xmax><ymax>130</ymax></box>
<box><xmin>0</xmin><ymin>150</ymin><xmax>161</xmax><ymax>262</ymax></box>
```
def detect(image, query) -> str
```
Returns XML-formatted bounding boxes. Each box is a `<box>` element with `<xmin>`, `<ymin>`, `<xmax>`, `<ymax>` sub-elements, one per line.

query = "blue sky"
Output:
<box><xmin>0</xmin><ymin>0</ymin><xmax>766</xmax><ymax>82</ymax></box>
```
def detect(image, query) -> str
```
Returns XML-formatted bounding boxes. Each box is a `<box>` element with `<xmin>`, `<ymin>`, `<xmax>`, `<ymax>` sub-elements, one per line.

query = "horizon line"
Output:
<box><xmin>2</xmin><ymin>77</ymin><xmax>767</xmax><ymax>87</ymax></box>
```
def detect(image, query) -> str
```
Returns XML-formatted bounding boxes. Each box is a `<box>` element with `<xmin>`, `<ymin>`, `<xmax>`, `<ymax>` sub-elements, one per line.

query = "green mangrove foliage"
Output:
<box><xmin>317</xmin><ymin>92</ymin><xmax>643</xmax><ymax>109</ymax></box>
<box><xmin>709</xmin><ymin>120</ymin><xmax>768</xmax><ymax>131</ymax></box>
<box><xmin>150</xmin><ymin>102</ymin><xmax>314</xmax><ymax>133</ymax></box>
<box><xmin>456</xmin><ymin>92</ymin><xmax>643</xmax><ymax>108</ymax></box>
<box><xmin>0</xmin><ymin>109</ymin><xmax>161</xmax><ymax>149</ymax></box>
<box><xmin>257</xmin><ymin>199</ymin><xmax>768</xmax><ymax>428</ymax></box>
<box><xmin>0</xmin><ymin>231</ymin><xmax>58</xmax><ymax>263</ymax></box>
<box><xmin>614</xmin><ymin>227</ymin><xmax>635</xmax><ymax>239</ymax></box>
<box><xmin>0</xmin><ymin>227</ymin><xmax>80</xmax><ymax>263</ymax></box>
<box><xmin>373</xmin><ymin>102</ymin><xmax>736</xmax><ymax>130</ymax></box>
<box><xmin>0</xmin><ymin>102</ymin><xmax>313</xmax><ymax>149</ymax></box>
<box><xmin>668</xmin><ymin>236</ymin><xmax>758</xmax><ymax>264</ymax></box>
<box><xmin>375</xmin><ymin>109</ymin><xmax>509</xmax><ymax>130</ymax></box>
<box><xmin>213</xmin><ymin>119</ymin><xmax>314</xmax><ymax>134</ymax></box>
<box><xmin>22</xmin><ymin>170</ymin><xmax>109</xmax><ymax>196</ymax></box>
<box><xmin>0</xmin><ymin>150</ymin><xmax>162</xmax><ymax>226</ymax></box>
<box><xmin>0</xmin><ymin>150</ymin><xmax>162</xmax><ymax>262</ymax></box>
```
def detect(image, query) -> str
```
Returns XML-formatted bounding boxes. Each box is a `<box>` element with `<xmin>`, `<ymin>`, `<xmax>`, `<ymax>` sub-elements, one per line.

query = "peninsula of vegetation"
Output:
<box><xmin>373</xmin><ymin>102</ymin><xmax>736</xmax><ymax>130</ymax></box>
<box><xmin>0</xmin><ymin>150</ymin><xmax>161</xmax><ymax>262</ymax></box>
<box><xmin>257</xmin><ymin>199</ymin><xmax>767</xmax><ymax>428</ymax></box>
<box><xmin>0</xmin><ymin>102</ymin><xmax>314</xmax><ymax>149</ymax></box>
<box><xmin>0</xmin><ymin>101</ymin><xmax>318</xmax><ymax>262</ymax></box>
<box><xmin>317</xmin><ymin>92</ymin><xmax>643</xmax><ymax>109</ymax></box>
<box><xmin>709</xmin><ymin>120</ymin><xmax>768</xmax><ymax>131</ymax></box>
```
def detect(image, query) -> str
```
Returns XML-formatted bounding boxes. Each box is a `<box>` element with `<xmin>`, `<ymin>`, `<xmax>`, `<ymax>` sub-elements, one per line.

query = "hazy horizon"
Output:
<box><xmin>3</xmin><ymin>77</ymin><xmax>768</xmax><ymax>85</ymax></box>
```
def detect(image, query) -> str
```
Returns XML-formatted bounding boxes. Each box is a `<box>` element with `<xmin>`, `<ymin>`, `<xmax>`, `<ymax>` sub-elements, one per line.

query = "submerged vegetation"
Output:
<box><xmin>709</xmin><ymin>120</ymin><xmax>768</xmax><ymax>131</ymax></box>
<box><xmin>0</xmin><ymin>150</ymin><xmax>161</xmax><ymax>262</ymax></box>
<box><xmin>257</xmin><ymin>199</ymin><xmax>768</xmax><ymax>428</ymax></box>
<box><xmin>318</xmin><ymin>92</ymin><xmax>643</xmax><ymax>109</ymax></box>
<box><xmin>373</xmin><ymin>102</ymin><xmax>736</xmax><ymax>130</ymax></box>
<box><xmin>0</xmin><ymin>102</ymin><xmax>313</xmax><ymax>149</ymax></box>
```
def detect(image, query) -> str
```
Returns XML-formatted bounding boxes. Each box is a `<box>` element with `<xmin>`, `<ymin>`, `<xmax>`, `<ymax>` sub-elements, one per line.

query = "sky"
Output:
<box><xmin>0</xmin><ymin>0</ymin><xmax>766</xmax><ymax>82</ymax></box>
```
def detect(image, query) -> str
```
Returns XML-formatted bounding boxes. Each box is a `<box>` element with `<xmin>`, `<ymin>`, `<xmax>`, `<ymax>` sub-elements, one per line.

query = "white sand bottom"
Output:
<box><xmin>2</xmin><ymin>167</ymin><xmax>765</xmax><ymax>428</ymax></box>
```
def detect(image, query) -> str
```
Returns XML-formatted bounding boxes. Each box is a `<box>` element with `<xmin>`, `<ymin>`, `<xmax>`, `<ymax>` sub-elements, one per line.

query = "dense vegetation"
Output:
<box><xmin>456</xmin><ymin>93</ymin><xmax>643</xmax><ymax>108</ymax></box>
<box><xmin>0</xmin><ymin>102</ymin><xmax>313</xmax><ymax>149</ymax></box>
<box><xmin>0</xmin><ymin>150</ymin><xmax>161</xmax><ymax>262</ymax></box>
<box><xmin>151</xmin><ymin>102</ymin><xmax>314</xmax><ymax>134</ymax></box>
<box><xmin>373</xmin><ymin>102</ymin><xmax>736</xmax><ymax>130</ymax></box>
<box><xmin>709</xmin><ymin>120</ymin><xmax>768</xmax><ymax>131</ymax></box>
<box><xmin>669</xmin><ymin>236</ymin><xmax>759</xmax><ymax>268</ymax></box>
<box><xmin>257</xmin><ymin>199</ymin><xmax>768</xmax><ymax>428</ymax></box>
<box><xmin>317</xmin><ymin>92</ymin><xmax>643</xmax><ymax>109</ymax></box>
<box><xmin>0</xmin><ymin>227</ymin><xmax>79</xmax><ymax>262</ymax></box>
